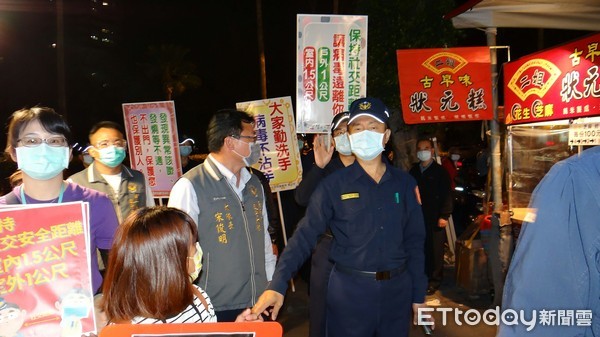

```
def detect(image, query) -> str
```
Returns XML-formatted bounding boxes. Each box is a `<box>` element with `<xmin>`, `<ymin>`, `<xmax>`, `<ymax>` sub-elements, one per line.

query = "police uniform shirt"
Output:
<box><xmin>269</xmin><ymin>160</ymin><xmax>428</xmax><ymax>303</ymax></box>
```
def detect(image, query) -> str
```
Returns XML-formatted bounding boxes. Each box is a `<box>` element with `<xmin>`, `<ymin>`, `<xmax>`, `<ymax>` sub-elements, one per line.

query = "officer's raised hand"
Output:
<box><xmin>313</xmin><ymin>134</ymin><xmax>334</xmax><ymax>168</ymax></box>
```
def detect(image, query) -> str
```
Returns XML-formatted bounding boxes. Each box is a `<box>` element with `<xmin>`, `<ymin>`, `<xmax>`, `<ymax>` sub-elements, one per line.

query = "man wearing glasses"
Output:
<box><xmin>168</xmin><ymin>109</ymin><xmax>276</xmax><ymax>322</ymax></box>
<box><xmin>69</xmin><ymin>121</ymin><xmax>155</xmax><ymax>222</ymax></box>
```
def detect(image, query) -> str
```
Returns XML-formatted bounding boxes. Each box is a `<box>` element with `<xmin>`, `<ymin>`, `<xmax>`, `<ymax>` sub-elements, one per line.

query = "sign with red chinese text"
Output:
<box><xmin>122</xmin><ymin>101</ymin><xmax>182</xmax><ymax>197</ymax></box>
<box><xmin>504</xmin><ymin>33</ymin><xmax>600</xmax><ymax>125</ymax></box>
<box><xmin>0</xmin><ymin>202</ymin><xmax>96</xmax><ymax>337</ymax></box>
<box><xmin>236</xmin><ymin>97</ymin><xmax>302</xmax><ymax>192</ymax></box>
<box><xmin>296</xmin><ymin>14</ymin><xmax>368</xmax><ymax>133</ymax></box>
<box><xmin>397</xmin><ymin>47</ymin><xmax>493</xmax><ymax>124</ymax></box>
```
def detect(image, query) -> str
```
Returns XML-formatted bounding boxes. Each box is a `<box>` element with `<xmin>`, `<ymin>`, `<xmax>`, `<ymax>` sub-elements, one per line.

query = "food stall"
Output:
<box><xmin>504</xmin><ymin>32</ymin><xmax>600</xmax><ymax>224</ymax></box>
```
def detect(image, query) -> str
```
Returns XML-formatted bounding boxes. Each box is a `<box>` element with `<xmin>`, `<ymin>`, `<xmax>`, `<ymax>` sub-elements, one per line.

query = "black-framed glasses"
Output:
<box><xmin>18</xmin><ymin>136</ymin><xmax>68</xmax><ymax>148</ymax></box>
<box><xmin>95</xmin><ymin>139</ymin><xmax>127</xmax><ymax>149</ymax></box>
<box><xmin>231</xmin><ymin>135</ymin><xmax>257</xmax><ymax>142</ymax></box>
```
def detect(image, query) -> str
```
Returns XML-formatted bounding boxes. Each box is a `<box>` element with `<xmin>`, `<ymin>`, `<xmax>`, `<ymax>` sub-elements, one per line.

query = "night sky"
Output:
<box><xmin>0</xmin><ymin>0</ymin><xmax>591</xmax><ymax>152</ymax></box>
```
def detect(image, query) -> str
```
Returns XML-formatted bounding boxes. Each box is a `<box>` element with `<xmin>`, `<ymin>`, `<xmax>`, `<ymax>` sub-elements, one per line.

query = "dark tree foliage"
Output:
<box><xmin>355</xmin><ymin>0</ymin><xmax>463</xmax><ymax>112</ymax></box>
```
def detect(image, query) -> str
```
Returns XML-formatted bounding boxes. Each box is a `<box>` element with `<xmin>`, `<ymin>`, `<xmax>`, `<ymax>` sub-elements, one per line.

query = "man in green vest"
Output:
<box><xmin>69</xmin><ymin>121</ymin><xmax>155</xmax><ymax>222</ymax></box>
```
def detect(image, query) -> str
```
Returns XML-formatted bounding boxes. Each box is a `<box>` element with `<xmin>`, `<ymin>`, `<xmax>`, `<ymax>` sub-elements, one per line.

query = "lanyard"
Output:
<box><xmin>20</xmin><ymin>182</ymin><xmax>66</xmax><ymax>205</ymax></box>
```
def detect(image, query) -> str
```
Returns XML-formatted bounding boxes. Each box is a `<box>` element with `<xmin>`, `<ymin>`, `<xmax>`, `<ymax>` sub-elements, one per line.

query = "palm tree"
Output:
<box><xmin>143</xmin><ymin>44</ymin><xmax>201</xmax><ymax>100</ymax></box>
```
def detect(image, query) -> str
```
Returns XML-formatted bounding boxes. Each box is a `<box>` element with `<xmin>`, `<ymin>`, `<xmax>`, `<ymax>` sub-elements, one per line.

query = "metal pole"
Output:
<box><xmin>487</xmin><ymin>28</ymin><xmax>502</xmax><ymax>213</ymax></box>
<box><xmin>56</xmin><ymin>0</ymin><xmax>67</xmax><ymax>118</ymax></box>
<box><xmin>276</xmin><ymin>191</ymin><xmax>295</xmax><ymax>292</ymax></box>
<box><xmin>256</xmin><ymin>0</ymin><xmax>267</xmax><ymax>99</ymax></box>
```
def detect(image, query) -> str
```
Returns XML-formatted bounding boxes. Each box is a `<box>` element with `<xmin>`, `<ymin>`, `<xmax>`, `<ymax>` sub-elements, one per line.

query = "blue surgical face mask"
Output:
<box><xmin>180</xmin><ymin>145</ymin><xmax>192</xmax><ymax>157</ymax></box>
<box><xmin>348</xmin><ymin>130</ymin><xmax>385</xmax><ymax>161</ymax></box>
<box><xmin>97</xmin><ymin>146</ymin><xmax>126</xmax><ymax>168</ymax></box>
<box><xmin>334</xmin><ymin>133</ymin><xmax>352</xmax><ymax>156</ymax></box>
<box><xmin>62</xmin><ymin>305</ymin><xmax>89</xmax><ymax>319</ymax></box>
<box><xmin>16</xmin><ymin>144</ymin><xmax>69</xmax><ymax>180</ymax></box>
<box><xmin>82</xmin><ymin>154</ymin><xmax>93</xmax><ymax>165</ymax></box>
<box><xmin>417</xmin><ymin>150</ymin><xmax>432</xmax><ymax>162</ymax></box>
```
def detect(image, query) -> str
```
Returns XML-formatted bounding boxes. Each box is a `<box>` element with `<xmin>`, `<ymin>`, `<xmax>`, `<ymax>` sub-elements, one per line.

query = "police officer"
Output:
<box><xmin>253</xmin><ymin>97</ymin><xmax>431</xmax><ymax>337</ymax></box>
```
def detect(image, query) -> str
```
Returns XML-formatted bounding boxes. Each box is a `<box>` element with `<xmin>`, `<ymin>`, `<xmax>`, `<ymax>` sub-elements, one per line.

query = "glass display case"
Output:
<box><xmin>507</xmin><ymin>121</ymin><xmax>575</xmax><ymax>211</ymax></box>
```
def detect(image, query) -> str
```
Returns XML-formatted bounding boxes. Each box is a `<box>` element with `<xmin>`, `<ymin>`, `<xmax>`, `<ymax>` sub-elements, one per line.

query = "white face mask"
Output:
<box><xmin>451</xmin><ymin>154</ymin><xmax>460</xmax><ymax>161</ymax></box>
<box><xmin>188</xmin><ymin>242</ymin><xmax>203</xmax><ymax>282</ymax></box>
<box><xmin>233</xmin><ymin>139</ymin><xmax>261</xmax><ymax>166</ymax></box>
<box><xmin>334</xmin><ymin>133</ymin><xmax>352</xmax><ymax>156</ymax></box>
<box><xmin>348</xmin><ymin>130</ymin><xmax>385</xmax><ymax>161</ymax></box>
<box><xmin>417</xmin><ymin>150</ymin><xmax>432</xmax><ymax>162</ymax></box>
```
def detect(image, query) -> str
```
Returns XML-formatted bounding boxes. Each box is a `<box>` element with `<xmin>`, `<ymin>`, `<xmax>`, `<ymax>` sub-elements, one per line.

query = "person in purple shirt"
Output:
<box><xmin>0</xmin><ymin>106</ymin><xmax>119</xmax><ymax>294</ymax></box>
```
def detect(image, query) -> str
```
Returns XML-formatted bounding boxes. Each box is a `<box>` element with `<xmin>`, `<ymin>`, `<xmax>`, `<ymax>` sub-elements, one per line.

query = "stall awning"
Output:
<box><xmin>446</xmin><ymin>0</ymin><xmax>600</xmax><ymax>31</ymax></box>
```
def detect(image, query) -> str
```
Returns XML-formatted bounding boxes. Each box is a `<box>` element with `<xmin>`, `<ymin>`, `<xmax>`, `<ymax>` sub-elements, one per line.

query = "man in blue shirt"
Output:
<box><xmin>499</xmin><ymin>146</ymin><xmax>600</xmax><ymax>337</ymax></box>
<box><xmin>252</xmin><ymin>97</ymin><xmax>430</xmax><ymax>337</ymax></box>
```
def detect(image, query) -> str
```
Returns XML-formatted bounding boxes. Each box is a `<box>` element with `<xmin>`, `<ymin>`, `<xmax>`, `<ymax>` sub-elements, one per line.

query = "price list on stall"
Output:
<box><xmin>569</xmin><ymin>121</ymin><xmax>600</xmax><ymax>146</ymax></box>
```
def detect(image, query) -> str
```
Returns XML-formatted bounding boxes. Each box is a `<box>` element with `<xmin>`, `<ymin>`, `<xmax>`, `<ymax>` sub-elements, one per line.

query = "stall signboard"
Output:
<box><xmin>0</xmin><ymin>202</ymin><xmax>96</xmax><ymax>337</ymax></box>
<box><xmin>296</xmin><ymin>14</ymin><xmax>368</xmax><ymax>133</ymax></box>
<box><xmin>504</xmin><ymin>33</ymin><xmax>600</xmax><ymax>125</ymax></box>
<box><xmin>236</xmin><ymin>97</ymin><xmax>302</xmax><ymax>193</ymax></box>
<box><xmin>396</xmin><ymin>46</ymin><xmax>493</xmax><ymax>124</ymax></box>
<box><xmin>122</xmin><ymin>101</ymin><xmax>182</xmax><ymax>197</ymax></box>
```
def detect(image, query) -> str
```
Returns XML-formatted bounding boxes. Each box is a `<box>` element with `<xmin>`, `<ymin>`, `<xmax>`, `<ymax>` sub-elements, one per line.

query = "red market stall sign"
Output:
<box><xmin>504</xmin><ymin>33</ymin><xmax>600</xmax><ymax>125</ymax></box>
<box><xmin>397</xmin><ymin>46</ymin><xmax>493</xmax><ymax>124</ymax></box>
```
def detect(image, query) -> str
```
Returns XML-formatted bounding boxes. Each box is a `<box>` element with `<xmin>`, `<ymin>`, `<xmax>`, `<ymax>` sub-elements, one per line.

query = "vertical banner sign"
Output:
<box><xmin>296</xmin><ymin>14</ymin><xmax>368</xmax><ymax>133</ymax></box>
<box><xmin>0</xmin><ymin>202</ymin><xmax>96</xmax><ymax>337</ymax></box>
<box><xmin>122</xmin><ymin>101</ymin><xmax>182</xmax><ymax>197</ymax></box>
<box><xmin>397</xmin><ymin>47</ymin><xmax>493</xmax><ymax>124</ymax></box>
<box><xmin>236</xmin><ymin>97</ymin><xmax>302</xmax><ymax>193</ymax></box>
<box><xmin>504</xmin><ymin>33</ymin><xmax>600</xmax><ymax>125</ymax></box>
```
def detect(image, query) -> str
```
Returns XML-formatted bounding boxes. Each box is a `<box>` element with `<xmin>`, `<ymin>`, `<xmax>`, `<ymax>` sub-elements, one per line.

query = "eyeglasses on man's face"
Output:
<box><xmin>17</xmin><ymin>136</ymin><xmax>68</xmax><ymax>148</ymax></box>
<box><xmin>94</xmin><ymin>139</ymin><xmax>127</xmax><ymax>149</ymax></box>
<box><xmin>231</xmin><ymin>135</ymin><xmax>257</xmax><ymax>143</ymax></box>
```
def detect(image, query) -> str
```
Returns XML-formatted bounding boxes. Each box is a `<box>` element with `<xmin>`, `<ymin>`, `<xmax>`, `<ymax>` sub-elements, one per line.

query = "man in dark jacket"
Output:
<box><xmin>409</xmin><ymin>138</ymin><xmax>453</xmax><ymax>295</ymax></box>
